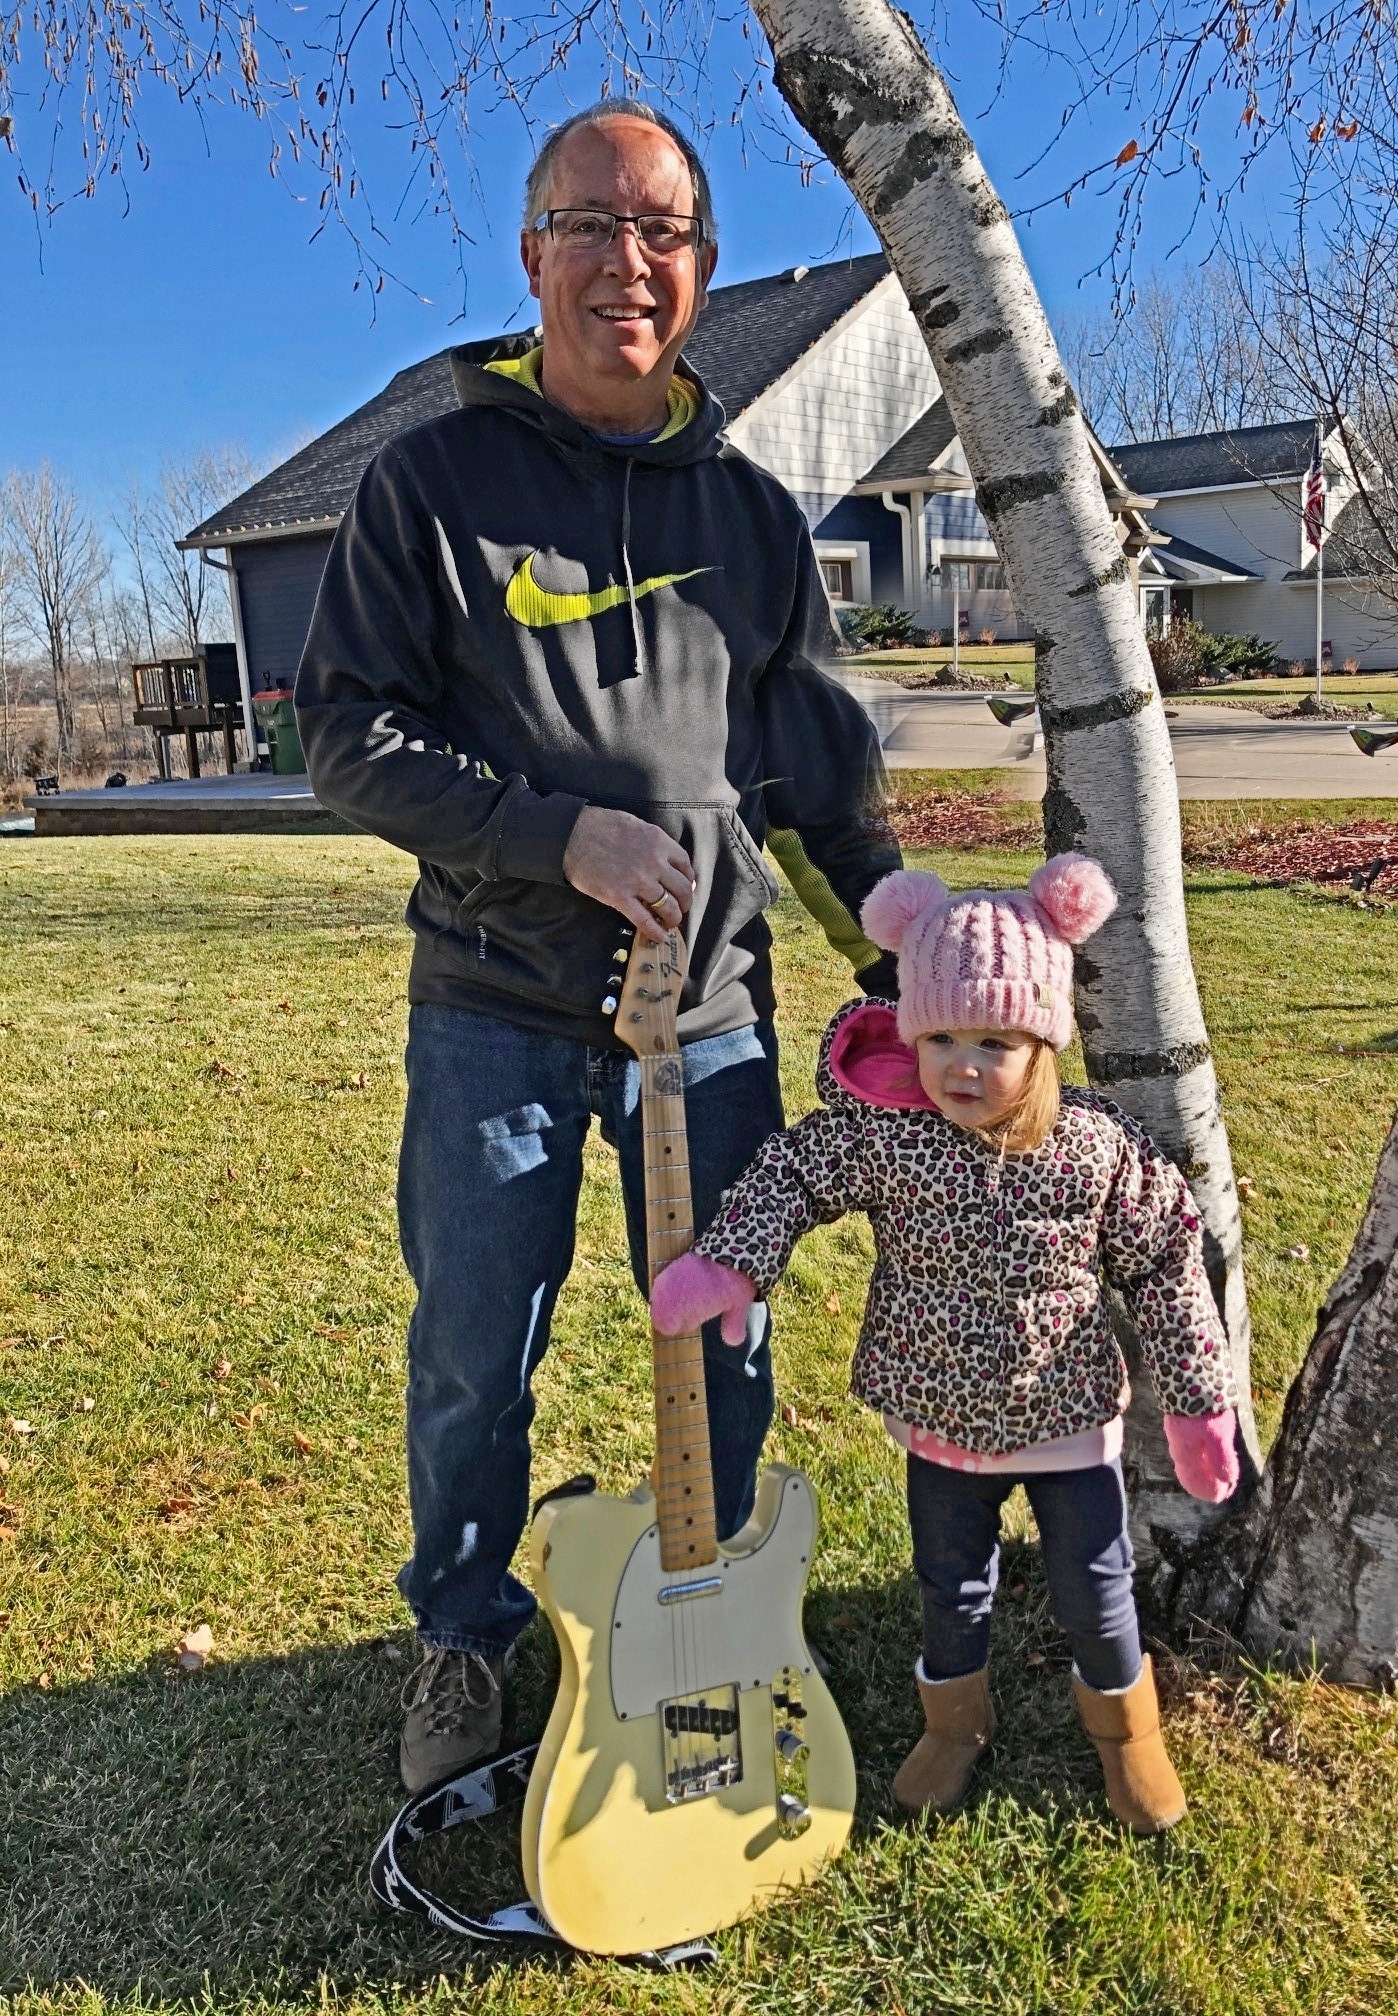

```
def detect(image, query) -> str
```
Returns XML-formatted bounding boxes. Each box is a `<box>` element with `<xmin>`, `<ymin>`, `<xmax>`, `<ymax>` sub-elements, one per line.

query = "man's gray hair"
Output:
<box><xmin>523</xmin><ymin>101</ymin><xmax>718</xmax><ymax>242</ymax></box>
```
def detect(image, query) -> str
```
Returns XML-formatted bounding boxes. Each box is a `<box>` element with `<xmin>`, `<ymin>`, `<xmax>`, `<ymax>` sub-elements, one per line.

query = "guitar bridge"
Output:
<box><xmin>659</xmin><ymin>1684</ymin><xmax>743</xmax><ymax>1803</ymax></box>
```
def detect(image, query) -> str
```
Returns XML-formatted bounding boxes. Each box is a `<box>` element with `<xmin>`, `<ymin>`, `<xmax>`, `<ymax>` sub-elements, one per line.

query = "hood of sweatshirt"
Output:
<box><xmin>450</xmin><ymin>345</ymin><xmax>727</xmax><ymax>467</ymax></box>
<box><xmin>816</xmin><ymin>998</ymin><xmax>941</xmax><ymax>1113</ymax></box>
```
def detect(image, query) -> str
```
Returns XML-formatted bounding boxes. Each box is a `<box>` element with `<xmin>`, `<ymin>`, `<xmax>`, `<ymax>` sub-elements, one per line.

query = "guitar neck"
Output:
<box><xmin>640</xmin><ymin>1050</ymin><xmax>720</xmax><ymax>1575</ymax></box>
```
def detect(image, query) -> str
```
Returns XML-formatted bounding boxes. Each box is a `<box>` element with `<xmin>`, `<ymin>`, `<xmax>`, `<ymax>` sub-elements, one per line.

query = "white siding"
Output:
<box><xmin>725</xmin><ymin>279</ymin><xmax>941</xmax><ymax>511</ymax></box>
<box><xmin>1197</xmin><ymin>581</ymin><xmax>1398</xmax><ymax>669</ymax></box>
<box><xmin>1151</xmin><ymin>487</ymin><xmax>1302</xmax><ymax>581</ymax></box>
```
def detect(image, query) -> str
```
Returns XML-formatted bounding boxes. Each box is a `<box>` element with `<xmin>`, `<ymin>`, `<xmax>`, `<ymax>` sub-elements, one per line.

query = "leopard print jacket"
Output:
<box><xmin>696</xmin><ymin>999</ymin><xmax>1238</xmax><ymax>1457</ymax></box>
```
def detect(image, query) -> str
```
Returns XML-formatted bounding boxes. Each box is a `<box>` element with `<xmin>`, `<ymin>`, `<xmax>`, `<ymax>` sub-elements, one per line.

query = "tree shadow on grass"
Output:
<box><xmin>3</xmin><ymin>1543</ymin><xmax>1119</xmax><ymax>2007</ymax></box>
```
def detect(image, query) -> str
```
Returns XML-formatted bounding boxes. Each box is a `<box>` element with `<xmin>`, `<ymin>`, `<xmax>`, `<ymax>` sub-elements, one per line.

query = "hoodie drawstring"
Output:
<box><xmin>620</xmin><ymin>458</ymin><xmax>646</xmax><ymax>677</ymax></box>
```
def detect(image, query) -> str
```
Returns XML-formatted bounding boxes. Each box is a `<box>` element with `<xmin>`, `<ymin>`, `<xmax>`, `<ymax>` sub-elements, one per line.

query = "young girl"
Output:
<box><xmin>651</xmin><ymin>855</ymin><xmax>1239</xmax><ymax>1834</ymax></box>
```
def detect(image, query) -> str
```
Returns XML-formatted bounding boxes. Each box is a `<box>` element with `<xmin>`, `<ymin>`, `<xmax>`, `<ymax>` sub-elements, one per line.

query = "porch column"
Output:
<box><xmin>225</xmin><ymin>550</ymin><xmax>259</xmax><ymax>762</ymax></box>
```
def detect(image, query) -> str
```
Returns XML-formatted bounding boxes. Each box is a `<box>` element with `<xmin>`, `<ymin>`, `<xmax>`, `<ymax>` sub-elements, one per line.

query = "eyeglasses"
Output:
<box><xmin>532</xmin><ymin>209</ymin><xmax>704</xmax><ymax>255</ymax></box>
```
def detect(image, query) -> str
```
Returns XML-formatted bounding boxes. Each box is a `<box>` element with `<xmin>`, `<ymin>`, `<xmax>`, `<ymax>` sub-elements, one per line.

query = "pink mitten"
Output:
<box><xmin>651</xmin><ymin>1252</ymin><xmax>757</xmax><ymax>1345</ymax></box>
<box><xmin>1163</xmin><ymin>1409</ymin><xmax>1240</xmax><ymax>1503</ymax></box>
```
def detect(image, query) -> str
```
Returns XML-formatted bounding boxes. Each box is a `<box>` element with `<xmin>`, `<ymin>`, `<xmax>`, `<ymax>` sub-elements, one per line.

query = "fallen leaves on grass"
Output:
<box><xmin>1237</xmin><ymin>1175</ymin><xmax>1257</xmax><ymax>1199</ymax></box>
<box><xmin>204</xmin><ymin>1059</ymin><xmax>239</xmax><ymax>1081</ymax></box>
<box><xmin>314</xmin><ymin>1324</ymin><xmax>351</xmax><ymax>1339</ymax></box>
<box><xmin>292</xmin><ymin>1430</ymin><xmax>315</xmax><ymax>1456</ymax></box>
<box><xmin>7</xmin><ymin>1418</ymin><xmax>33</xmax><ymax>1438</ymax></box>
<box><xmin>76</xmin><ymin>1396</ymin><xmax>94</xmax><ymax>1414</ymax></box>
<box><xmin>212</xmin><ymin>1357</ymin><xmax>232</xmax><ymax>1380</ymax></box>
<box><xmin>231</xmin><ymin>1404</ymin><xmax>266</xmax><ymax>1429</ymax></box>
<box><xmin>160</xmin><ymin>1495</ymin><xmax>196</xmax><ymax>1523</ymax></box>
<box><xmin>175</xmin><ymin>1624</ymin><xmax>214</xmax><ymax>1670</ymax></box>
<box><xmin>825</xmin><ymin>1290</ymin><xmax>841</xmax><ymax>1315</ymax></box>
<box><xmin>1282</xmin><ymin>1243</ymin><xmax>1312</xmax><ymax>1262</ymax></box>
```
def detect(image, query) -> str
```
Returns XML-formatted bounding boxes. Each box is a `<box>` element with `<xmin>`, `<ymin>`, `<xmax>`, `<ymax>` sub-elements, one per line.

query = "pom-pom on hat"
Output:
<box><xmin>860</xmin><ymin>854</ymin><xmax>1117</xmax><ymax>1052</ymax></box>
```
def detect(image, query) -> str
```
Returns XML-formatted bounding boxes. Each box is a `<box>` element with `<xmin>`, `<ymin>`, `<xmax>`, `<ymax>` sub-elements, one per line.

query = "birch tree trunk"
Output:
<box><xmin>751</xmin><ymin>0</ymin><xmax>1262</xmax><ymax>1546</ymax></box>
<box><xmin>1163</xmin><ymin>1111</ymin><xmax>1398</xmax><ymax>1684</ymax></box>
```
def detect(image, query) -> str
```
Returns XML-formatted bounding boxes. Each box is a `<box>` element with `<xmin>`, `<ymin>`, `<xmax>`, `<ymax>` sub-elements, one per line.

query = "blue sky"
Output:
<box><xmin>0</xmin><ymin>6</ymin><xmax>1279</xmax><ymax>509</ymax></box>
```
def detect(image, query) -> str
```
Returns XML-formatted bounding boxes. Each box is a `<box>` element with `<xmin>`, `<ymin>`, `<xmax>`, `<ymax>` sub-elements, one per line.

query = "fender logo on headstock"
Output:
<box><xmin>614</xmin><ymin>924</ymin><xmax>690</xmax><ymax>1060</ymax></box>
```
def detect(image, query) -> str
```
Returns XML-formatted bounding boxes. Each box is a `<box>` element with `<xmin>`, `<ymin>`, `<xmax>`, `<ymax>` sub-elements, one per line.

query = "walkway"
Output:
<box><xmin>833</xmin><ymin>673</ymin><xmax>1398</xmax><ymax>800</ymax></box>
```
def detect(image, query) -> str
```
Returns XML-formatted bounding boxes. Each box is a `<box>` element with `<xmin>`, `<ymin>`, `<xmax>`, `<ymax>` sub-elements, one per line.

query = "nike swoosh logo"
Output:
<box><xmin>505</xmin><ymin>551</ymin><xmax>713</xmax><ymax>629</ymax></box>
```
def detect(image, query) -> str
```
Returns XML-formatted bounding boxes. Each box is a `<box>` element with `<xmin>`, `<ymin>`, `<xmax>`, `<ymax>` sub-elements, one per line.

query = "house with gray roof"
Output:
<box><xmin>184</xmin><ymin>251</ymin><xmax>1160</xmax><ymax>747</ymax></box>
<box><xmin>1115</xmin><ymin>419</ymin><xmax>1398</xmax><ymax>668</ymax></box>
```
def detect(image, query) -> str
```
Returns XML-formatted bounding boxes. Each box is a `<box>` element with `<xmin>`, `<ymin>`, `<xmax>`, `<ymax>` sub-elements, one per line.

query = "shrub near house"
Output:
<box><xmin>1148</xmin><ymin>622</ymin><xmax>1281</xmax><ymax>693</ymax></box>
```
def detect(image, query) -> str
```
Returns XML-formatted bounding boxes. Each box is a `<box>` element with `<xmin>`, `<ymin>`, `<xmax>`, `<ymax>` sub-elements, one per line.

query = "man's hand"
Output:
<box><xmin>563</xmin><ymin>806</ymin><xmax>695</xmax><ymax>941</ymax></box>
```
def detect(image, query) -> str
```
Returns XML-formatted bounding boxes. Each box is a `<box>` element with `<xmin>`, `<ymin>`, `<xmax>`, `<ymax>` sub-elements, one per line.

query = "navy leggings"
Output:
<box><xmin>906</xmin><ymin>1453</ymin><xmax>1143</xmax><ymax>1693</ymax></box>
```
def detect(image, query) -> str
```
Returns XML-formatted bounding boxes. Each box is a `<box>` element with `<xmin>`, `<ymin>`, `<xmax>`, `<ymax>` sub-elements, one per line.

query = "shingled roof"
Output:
<box><xmin>856</xmin><ymin>396</ymin><xmax>959</xmax><ymax>489</ymax></box>
<box><xmin>183</xmin><ymin>252</ymin><xmax>891</xmax><ymax>546</ymax></box>
<box><xmin>1107</xmin><ymin>419</ymin><xmax>1318</xmax><ymax>497</ymax></box>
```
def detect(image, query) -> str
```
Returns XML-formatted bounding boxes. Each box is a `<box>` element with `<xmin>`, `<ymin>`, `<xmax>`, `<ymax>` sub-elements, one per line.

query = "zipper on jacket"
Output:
<box><xmin>619</xmin><ymin>457</ymin><xmax>645</xmax><ymax>677</ymax></box>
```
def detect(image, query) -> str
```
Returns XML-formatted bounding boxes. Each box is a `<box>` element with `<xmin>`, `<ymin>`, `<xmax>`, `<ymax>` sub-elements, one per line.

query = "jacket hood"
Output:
<box><xmin>817</xmin><ymin>998</ymin><xmax>941</xmax><ymax>1113</ymax></box>
<box><xmin>449</xmin><ymin>345</ymin><xmax>728</xmax><ymax>467</ymax></box>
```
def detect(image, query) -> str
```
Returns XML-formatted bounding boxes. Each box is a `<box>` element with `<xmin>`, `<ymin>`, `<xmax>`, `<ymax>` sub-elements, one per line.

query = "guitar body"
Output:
<box><xmin>521</xmin><ymin>1465</ymin><xmax>855</xmax><ymax>1954</ymax></box>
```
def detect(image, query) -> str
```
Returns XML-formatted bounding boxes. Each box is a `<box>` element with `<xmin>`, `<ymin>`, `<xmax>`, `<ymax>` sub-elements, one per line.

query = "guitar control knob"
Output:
<box><xmin>613</xmin><ymin>947</ymin><xmax>630</xmax><ymax>964</ymax></box>
<box><xmin>777</xmin><ymin>1793</ymin><xmax>811</xmax><ymax>1838</ymax></box>
<box><xmin>774</xmin><ymin>1727</ymin><xmax>808</xmax><ymax>1767</ymax></box>
<box><xmin>607</xmin><ymin>973</ymin><xmax>624</xmax><ymax>989</ymax></box>
<box><xmin>602</xmin><ymin>995</ymin><xmax>618</xmax><ymax>1014</ymax></box>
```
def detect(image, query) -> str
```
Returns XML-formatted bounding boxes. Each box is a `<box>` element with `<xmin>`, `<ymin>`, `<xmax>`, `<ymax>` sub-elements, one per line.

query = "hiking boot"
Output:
<box><xmin>1072</xmin><ymin>1654</ymin><xmax>1187</xmax><ymax>1834</ymax></box>
<box><xmin>399</xmin><ymin>1647</ymin><xmax>505</xmax><ymax>1794</ymax></box>
<box><xmin>892</xmin><ymin>1663</ymin><xmax>996</xmax><ymax>1813</ymax></box>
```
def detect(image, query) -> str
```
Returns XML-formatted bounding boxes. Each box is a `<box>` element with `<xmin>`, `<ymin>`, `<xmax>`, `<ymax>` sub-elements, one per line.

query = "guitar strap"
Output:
<box><xmin>369</xmin><ymin>1742</ymin><xmax>717</xmax><ymax>1972</ymax></box>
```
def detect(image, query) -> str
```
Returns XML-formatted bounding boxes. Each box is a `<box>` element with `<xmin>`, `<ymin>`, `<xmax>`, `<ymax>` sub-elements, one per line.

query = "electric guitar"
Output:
<box><xmin>519</xmin><ymin>921</ymin><xmax>856</xmax><ymax>1955</ymax></box>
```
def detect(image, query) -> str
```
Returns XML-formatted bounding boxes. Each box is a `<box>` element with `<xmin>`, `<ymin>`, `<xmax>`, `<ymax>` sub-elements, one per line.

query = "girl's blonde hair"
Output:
<box><xmin>977</xmin><ymin>1039</ymin><xmax>1061</xmax><ymax>1155</ymax></box>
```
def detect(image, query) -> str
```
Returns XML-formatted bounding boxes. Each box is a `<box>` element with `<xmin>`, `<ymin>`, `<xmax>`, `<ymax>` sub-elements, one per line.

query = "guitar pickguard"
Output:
<box><xmin>609</xmin><ymin>1470</ymin><xmax>818</xmax><ymax>1721</ymax></box>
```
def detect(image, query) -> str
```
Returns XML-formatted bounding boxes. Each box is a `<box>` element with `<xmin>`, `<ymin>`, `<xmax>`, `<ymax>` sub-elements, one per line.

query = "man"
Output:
<box><xmin>296</xmin><ymin>101</ymin><xmax>901</xmax><ymax>1793</ymax></box>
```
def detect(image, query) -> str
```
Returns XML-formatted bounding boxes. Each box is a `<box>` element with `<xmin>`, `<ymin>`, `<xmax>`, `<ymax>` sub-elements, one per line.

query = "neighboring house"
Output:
<box><xmin>1113</xmin><ymin>420</ymin><xmax>1398</xmax><ymax>669</ymax></box>
<box><xmin>182</xmin><ymin>251</ymin><xmax>1153</xmax><ymax>743</ymax></box>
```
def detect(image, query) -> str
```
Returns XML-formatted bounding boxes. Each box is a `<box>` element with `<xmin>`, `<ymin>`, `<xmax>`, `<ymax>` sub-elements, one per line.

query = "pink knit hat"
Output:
<box><xmin>860</xmin><ymin>854</ymin><xmax>1117</xmax><ymax>1052</ymax></box>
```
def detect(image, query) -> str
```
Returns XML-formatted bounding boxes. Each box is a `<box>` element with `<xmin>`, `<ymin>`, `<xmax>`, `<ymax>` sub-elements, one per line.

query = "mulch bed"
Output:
<box><xmin>886</xmin><ymin>784</ymin><xmax>1398</xmax><ymax>899</ymax></box>
<box><xmin>883</xmin><ymin>783</ymin><xmax>1040</xmax><ymax>852</ymax></box>
<box><xmin>1187</xmin><ymin>818</ymin><xmax>1398</xmax><ymax>899</ymax></box>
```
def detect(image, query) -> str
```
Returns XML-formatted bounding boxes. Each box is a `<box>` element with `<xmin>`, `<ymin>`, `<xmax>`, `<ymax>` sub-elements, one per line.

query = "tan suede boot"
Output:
<box><xmin>1072</xmin><ymin>1654</ymin><xmax>1187</xmax><ymax>1833</ymax></box>
<box><xmin>891</xmin><ymin>1664</ymin><xmax>996</xmax><ymax>1813</ymax></box>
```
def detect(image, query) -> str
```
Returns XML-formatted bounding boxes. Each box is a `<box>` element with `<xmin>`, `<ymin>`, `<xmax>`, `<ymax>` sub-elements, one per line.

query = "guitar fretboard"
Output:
<box><xmin>642</xmin><ymin>1050</ymin><xmax>719</xmax><ymax>1572</ymax></box>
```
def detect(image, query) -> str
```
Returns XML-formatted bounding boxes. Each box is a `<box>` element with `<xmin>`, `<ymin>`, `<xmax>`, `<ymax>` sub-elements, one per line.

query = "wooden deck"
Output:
<box><xmin>24</xmin><ymin>773</ymin><xmax>357</xmax><ymax>838</ymax></box>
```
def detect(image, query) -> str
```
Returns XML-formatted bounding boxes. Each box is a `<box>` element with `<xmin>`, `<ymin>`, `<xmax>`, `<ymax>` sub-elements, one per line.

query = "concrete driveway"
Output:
<box><xmin>834</xmin><ymin>672</ymin><xmax>1398</xmax><ymax>800</ymax></box>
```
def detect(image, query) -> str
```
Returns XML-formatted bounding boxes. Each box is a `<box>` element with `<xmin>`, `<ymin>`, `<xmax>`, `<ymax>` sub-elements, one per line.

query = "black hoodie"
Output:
<box><xmin>295</xmin><ymin>350</ymin><xmax>901</xmax><ymax>1046</ymax></box>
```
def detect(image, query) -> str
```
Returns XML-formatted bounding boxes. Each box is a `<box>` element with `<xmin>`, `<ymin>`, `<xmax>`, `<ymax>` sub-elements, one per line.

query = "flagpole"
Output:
<box><xmin>1314</xmin><ymin>508</ymin><xmax>1324</xmax><ymax>707</ymax></box>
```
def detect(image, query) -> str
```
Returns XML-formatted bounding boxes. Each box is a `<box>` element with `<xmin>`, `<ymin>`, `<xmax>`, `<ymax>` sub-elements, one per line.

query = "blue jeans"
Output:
<box><xmin>906</xmin><ymin>1454</ymin><xmax>1143</xmax><ymax>1693</ymax></box>
<box><xmin>395</xmin><ymin>1003</ymin><xmax>784</xmax><ymax>1655</ymax></box>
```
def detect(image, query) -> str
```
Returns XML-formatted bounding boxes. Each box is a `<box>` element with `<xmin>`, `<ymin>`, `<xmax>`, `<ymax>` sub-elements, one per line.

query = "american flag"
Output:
<box><xmin>1303</xmin><ymin>430</ymin><xmax>1326</xmax><ymax>551</ymax></box>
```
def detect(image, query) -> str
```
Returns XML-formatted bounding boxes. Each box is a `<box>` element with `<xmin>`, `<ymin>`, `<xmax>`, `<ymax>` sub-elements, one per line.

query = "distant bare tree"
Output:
<box><xmin>1060</xmin><ymin>265</ymin><xmax>1300</xmax><ymax>446</ymax></box>
<box><xmin>4</xmin><ymin>465</ymin><xmax>109</xmax><ymax>772</ymax></box>
<box><xmin>80</xmin><ymin>581</ymin><xmax>144</xmax><ymax>767</ymax></box>
<box><xmin>1242</xmin><ymin>195</ymin><xmax>1398</xmax><ymax>607</ymax></box>
<box><xmin>118</xmin><ymin>448</ymin><xmax>256</xmax><ymax>652</ymax></box>
<box><xmin>0</xmin><ymin>495</ymin><xmax>20</xmax><ymax>784</ymax></box>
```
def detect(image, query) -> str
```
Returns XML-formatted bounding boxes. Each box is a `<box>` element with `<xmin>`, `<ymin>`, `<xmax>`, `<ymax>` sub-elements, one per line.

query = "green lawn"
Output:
<box><xmin>2</xmin><ymin>834</ymin><xmax>1396</xmax><ymax>2015</ymax></box>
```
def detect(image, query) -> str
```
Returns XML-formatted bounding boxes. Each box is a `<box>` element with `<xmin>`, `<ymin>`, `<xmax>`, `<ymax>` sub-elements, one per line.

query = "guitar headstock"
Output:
<box><xmin>612</xmin><ymin>923</ymin><xmax>690</xmax><ymax>1060</ymax></box>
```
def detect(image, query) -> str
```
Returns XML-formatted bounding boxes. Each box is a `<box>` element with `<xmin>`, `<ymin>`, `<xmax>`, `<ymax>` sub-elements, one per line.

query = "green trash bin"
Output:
<box><xmin>251</xmin><ymin>690</ymin><xmax>307</xmax><ymax>776</ymax></box>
